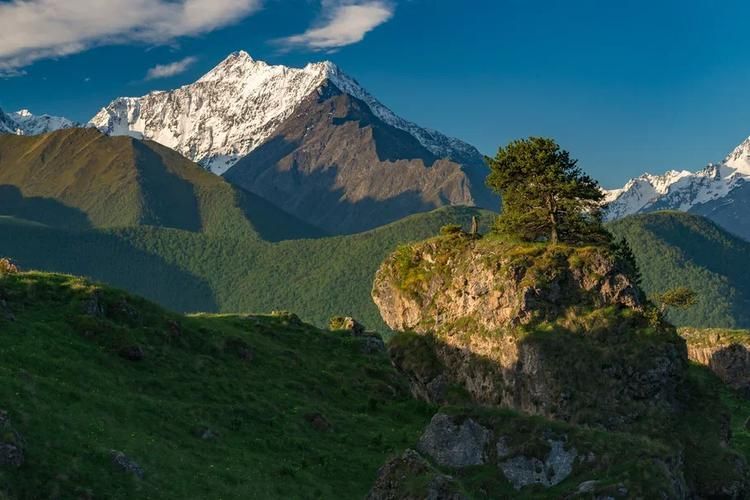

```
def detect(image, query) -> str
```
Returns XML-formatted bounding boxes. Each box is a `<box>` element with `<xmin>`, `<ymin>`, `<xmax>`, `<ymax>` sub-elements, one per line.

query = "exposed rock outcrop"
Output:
<box><xmin>0</xmin><ymin>410</ymin><xmax>24</xmax><ymax>468</ymax></box>
<box><xmin>681</xmin><ymin>328</ymin><xmax>750</xmax><ymax>393</ymax></box>
<box><xmin>374</xmin><ymin>236</ymin><xmax>686</xmax><ymax>430</ymax></box>
<box><xmin>499</xmin><ymin>438</ymin><xmax>577</xmax><ymax>489</ymax></box>
<box><xmin>416</xmin><ymin>413</ymin><xmax>490</xmax><ymax>468</ymax></box>
<box><xmin>366</xmin><ymin>449</ymin><xmax>466</xmax><ymax>500</ymax></box>
<box><xmin>111</xmin><ymin>450</ymin><xmax>144</xmax><ymax>479</ymax></box>
<box><xmin>370</xmin><ymin>411</ymin><xmax>691</xmax><ymax>497</ymax></box>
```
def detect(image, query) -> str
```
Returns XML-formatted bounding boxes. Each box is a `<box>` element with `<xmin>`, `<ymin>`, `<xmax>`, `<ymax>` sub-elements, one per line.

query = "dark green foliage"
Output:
<box><xmin>612</xmin><ymin>237</ymin><xmax>642</xmax><ymax>288</ymax></box>
<box><xmin>486</xmin><ymin>137</ymin><xmax>604</xmax><ymax>244</ymax></box>
<box><xmin>657</xmin><ymin>287</ymin><xmax>698</xmax><ymax>311</ymax></box>
<box><xmin>0</xmin><ymin>206</ymin><xmax>494</xmax><ymax>330</ymax></box>
<box><xmin>608</xmin><ymin>211</ymin><xmax>750</xmax><ymax>328</ymax></box>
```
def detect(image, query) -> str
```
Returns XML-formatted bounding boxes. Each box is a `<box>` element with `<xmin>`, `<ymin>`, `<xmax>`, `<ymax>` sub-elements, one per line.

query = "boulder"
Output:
<box><xmin>499</xmin><ymin>438</ymin><xmax>577</xmax><ymax>490</ymax></box>
<box><xmin>83</xmin><ymin>291</ymin><xmax>105</xmax><ymax>318</ymax></box>
<box><xmin>304</xmin><ymin>412</ymin><xmax>331</xmax><ymax>432</ymax></box>
<box><xmin>0</xmin><ymin>298</ymin><xmax>14</xmax><ymax>322</ymax></box>
<box><xmin>328</xmin><ymin>316</ymin><xmax>366</xmax><ymax>336</ymax></box>
<box><xmin>367</xmin><ymin>449</ymin><xmax>466</xmax><ymax>500</ymax></box>
<box><xmin>111</xmin><ymin>450</ymin><xmax>144</xmax><ymax>479</ymax></box>
<box><xmin>118</xmin><ymin>345</ymin><xmax>145</xmax><ymax>362</ymax></box>
<box><xmin>0</xmin><ymin>410</ymin><xmax>24</xmax><ymax>468</ymax></box>
<box><xmin>416</xmin><ymin>413</ymin><xmax>490</xmax><ymax>468</ymax></box>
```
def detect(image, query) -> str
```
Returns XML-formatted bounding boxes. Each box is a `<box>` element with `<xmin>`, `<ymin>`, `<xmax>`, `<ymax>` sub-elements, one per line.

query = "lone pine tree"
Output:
<box><xmin>486</xmin><ymin>137</ymin><xmax>604</xmax><ymax>244</ymax></box>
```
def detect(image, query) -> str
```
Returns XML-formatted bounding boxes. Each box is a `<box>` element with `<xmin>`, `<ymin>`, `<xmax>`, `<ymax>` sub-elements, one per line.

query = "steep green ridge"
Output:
<box><xmin>0</xmin><ymin>207</ymin><xmax>494</xmax><ymax>329</ymax></box>
<box><xmin>0</xmin><ymin>271</ymin><xmax>432</xmax><ymax>498</ymax></box>
<box><xmin>608</xmin><ymin>211</ymin><xmax>750</xmax><ymax>328</ymax></box>
<box><xmin>0</xmin><ymin>128</ymin><xmax>322</xmax><ymax>240</ymax></box>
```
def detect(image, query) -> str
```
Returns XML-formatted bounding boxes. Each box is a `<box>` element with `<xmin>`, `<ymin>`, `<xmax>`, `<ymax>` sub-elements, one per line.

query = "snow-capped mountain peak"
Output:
<box><xmin>90</xmin><ymin>51</ymin><xmax>482</xmax><ymax>175</ymax></box>
<box><xmin>9</xmin><ymin>109</ymin><xmax>77</xmax><ymax>135</ymax></box>
<box><xmin>604</xmin><ymin>136</ymin><xmax>750</xmax><ymax>220</ymax></box>
<box><xmin>0</xmin><ymin>107</ymin><xmax>76</xmax><ymax>136</ymax></box>
<box><xmin>723</xmin><ymin>136</ymin><xmax>750</xmax><ymax>175</ymax></box>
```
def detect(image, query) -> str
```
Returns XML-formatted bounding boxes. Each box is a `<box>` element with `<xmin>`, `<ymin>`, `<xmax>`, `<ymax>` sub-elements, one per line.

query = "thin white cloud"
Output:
<box><xmin>277</xmin><ymin>1</ymin><xmax>393</xmax><ymax>51</ymax></box>
<box><xmin>0</xmin><ymin>0</ymin><xmax>262</xmax><ymax>73</ymax></box>
<box><xmin>145</xmin><ymin>56</ymin><xmax>198</xmax><ymax>80</ymax></box>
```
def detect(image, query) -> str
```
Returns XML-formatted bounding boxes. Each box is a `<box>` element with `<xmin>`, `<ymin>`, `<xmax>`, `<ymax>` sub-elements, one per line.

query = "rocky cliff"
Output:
<box><xmin>681</xmin><ymin>328</ymin><xmax>750</xmax><ymax>392</ymax></box>
<box><xmin>373</xmin><ymin>233</ymin><xmax>685</xmax><ymax>431</ymax></box>
<box><xmin>370</xmin><ymin>231</ymin><xmax>750</xmax><ymax>497</ymax></box>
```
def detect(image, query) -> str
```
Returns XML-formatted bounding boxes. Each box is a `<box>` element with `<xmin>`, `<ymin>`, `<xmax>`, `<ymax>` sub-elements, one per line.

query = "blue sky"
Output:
<box><xmin>1</xmin><ymin>0</ymin><xmax>749</xmax><ymax>187</ymax></box>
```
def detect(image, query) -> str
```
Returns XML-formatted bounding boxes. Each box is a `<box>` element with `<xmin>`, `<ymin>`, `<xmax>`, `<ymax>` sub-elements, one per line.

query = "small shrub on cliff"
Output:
<box><xmin>439</xmin><ymin>224</ymin><xmax>464</xmax><ymax>236</ymax></box>
<box><xmin>656</xmin><ymin>287</ymin><xmax>697</xmax><ymax>313</ymax></box>
<box><xmin>0</xmin><ymin>258</ymin><xmax>19</xmax><ymax>275</ymax></box>
<box><xmin>486</xmin><ymin>137</ymin><xmax>605</xmax><ymax>244</ymax></box>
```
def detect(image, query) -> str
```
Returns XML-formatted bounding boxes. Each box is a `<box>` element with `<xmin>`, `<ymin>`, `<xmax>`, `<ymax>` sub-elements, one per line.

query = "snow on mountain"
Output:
<box><xmin>0</xmin><ymin>108</ymin><xmax>77</xmax><ymax>135</ymax></box>
<box><xmin>604</xmin><ymin>137</ymin><xmax>750</xmax><ymax>220</ymax></box>
<box><xmin>9</xmin><ymin>109</ymin><xmax>77</xmax><ymax>135</ymax></box>
<box><xmin>0</xmin><ymin>108</ymin><xmax>16</xmax><ymax>134</ymax></box>
<box><xmin>89</xmin><ymin>51</ymin><xmax>482</xmax><ymax>175</ymax></box>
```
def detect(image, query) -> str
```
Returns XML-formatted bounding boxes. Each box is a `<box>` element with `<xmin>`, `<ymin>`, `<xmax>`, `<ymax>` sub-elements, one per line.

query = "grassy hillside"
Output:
<box><xmin>608</xmin><ymin>211</ymin><xmax>750</xmax><ymax>328</ymax></box>
<box><xmin>0</xmin><ymin>129</ymin><xmax>322</xmax><ymax>241</ymax></box>
<box><xmin>3</xmin><ymin>272</ymin><xmax>750</xmax><ymax>497</ymax></box>
<box><xmin>0</xmin><ymin>206</ymin><xmax>494</xmax><ymax>330</ymax></box>
<box><xmin>0</xmin><ymin>271</ymin><xmax>432</xmax><ymax>498</ymax></box>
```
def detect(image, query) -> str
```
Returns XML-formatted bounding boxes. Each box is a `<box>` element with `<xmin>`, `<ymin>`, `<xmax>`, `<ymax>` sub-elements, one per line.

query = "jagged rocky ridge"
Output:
<box><xmin>90</xmin><ymin>51</ymin><xmax>496</xmax><ymax>233</ymax></box>
<box><xmin>605</xmin><ymin>136</ymin><xmax>750</xmax><ymax>240</ymax></box>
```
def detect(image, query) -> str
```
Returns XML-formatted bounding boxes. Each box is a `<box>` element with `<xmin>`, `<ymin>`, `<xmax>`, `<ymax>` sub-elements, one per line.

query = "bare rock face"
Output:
<box><xmin>224</xmin><ymin>83</ymin><xmax>496</xmax><ymax>234</ymax></box>
<box><xmin>499</xmin><ymin>438</ymin><xmax>577</xmax><ymax>490</ymax></box>
<box><xmin>373</xmin><ymin>236</ymin><xmax>687</xmax><ymax>430</ymax></box>
<box><xmin>681</xmin><ymin>328</ymin><xmax>750</xmax><ymax>393</ymax></box>
<box><xmin>0</xmin><ymin>410</ymin><xmax>24</xmax><ymax>468</ymax></box>
<box><xmin>416</xmin><ymin>414</ymin><xmax>490</xmax><ymax>468</ymax></box>
<box><xmin>373</xmin><ymin>237</ymin><xmax>643</xmax><ymax>333</ymax></box>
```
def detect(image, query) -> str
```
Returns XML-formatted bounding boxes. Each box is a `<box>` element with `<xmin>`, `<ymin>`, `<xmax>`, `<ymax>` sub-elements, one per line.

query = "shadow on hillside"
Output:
<box><xmin>0</xmin><ymin>221</ymin><xmax>218</xmax><ymax>313</ymax></box>
<box><xmin>390</xmin><ymin>323</ymin><xmax>686</xmax><ymax>432</ymax></box>
<box><xmin>648</xmin><ymin>216</ymin><xmax>750</xmax><ymax>325</ymax></box>
<box><xmin>225</xmin><ymin>138</ymin><xmax>445</xmax><ymax>234</ymax></box>
<box><xmin>133</xmin><ymin>142</ymin><xmax>202</xmax><ymax>232</ymax></box>
<box><xmin>0</xmin><ymin>185</ymin><xmax>92</xmax><ymax>230</ymax></box>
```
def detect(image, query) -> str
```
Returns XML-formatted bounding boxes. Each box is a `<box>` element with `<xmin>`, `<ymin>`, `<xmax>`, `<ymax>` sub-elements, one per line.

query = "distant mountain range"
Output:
<box><xmin>605</xmin><ymin>136</ymin><xmax>750</xmax><ymax>240</ymax></box>
<box><xmin>0</xmin><ymin>107</ymin><xmax>77</xmax><ymax>135</ymax></box>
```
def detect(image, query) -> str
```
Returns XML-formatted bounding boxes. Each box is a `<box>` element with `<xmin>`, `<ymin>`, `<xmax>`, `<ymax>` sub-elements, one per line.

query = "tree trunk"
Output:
<box><xmin>547</xmin><ymin>195</ymin><xmax>559</xmax><ymax>244</ymax></box>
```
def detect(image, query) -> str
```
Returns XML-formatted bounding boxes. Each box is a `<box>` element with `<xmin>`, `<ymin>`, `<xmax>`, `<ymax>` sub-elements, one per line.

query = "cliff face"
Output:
<box><xmin>681</xmin><ymin>328</ymin><xmax>750</xmax><ymax>392</ymax></box>
<box><xmin>373</xmin><ymin>235</ymin><xmax>643</xmax><ymax>332</ymax></box>
<box><xmin>373</xmin><ymin>234</ymin><xmax>687</xmax><ymax>431</ymax></box>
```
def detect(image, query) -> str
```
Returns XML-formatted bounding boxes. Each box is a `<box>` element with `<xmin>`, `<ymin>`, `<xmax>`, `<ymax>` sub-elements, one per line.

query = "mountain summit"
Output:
<box><xmin>90</xmin><ymin>51</ymin><xmax>496</xmax><ymax>233</ymax></box>
<box><xmin>604</xmin><ymin>135</ymin><xmax>750</xmax><ymax>240</ymax></box>
<box><xmin>90</xmin><ymin>51</ymin><xmax>483</xmax><ymax>174</ymax></box>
